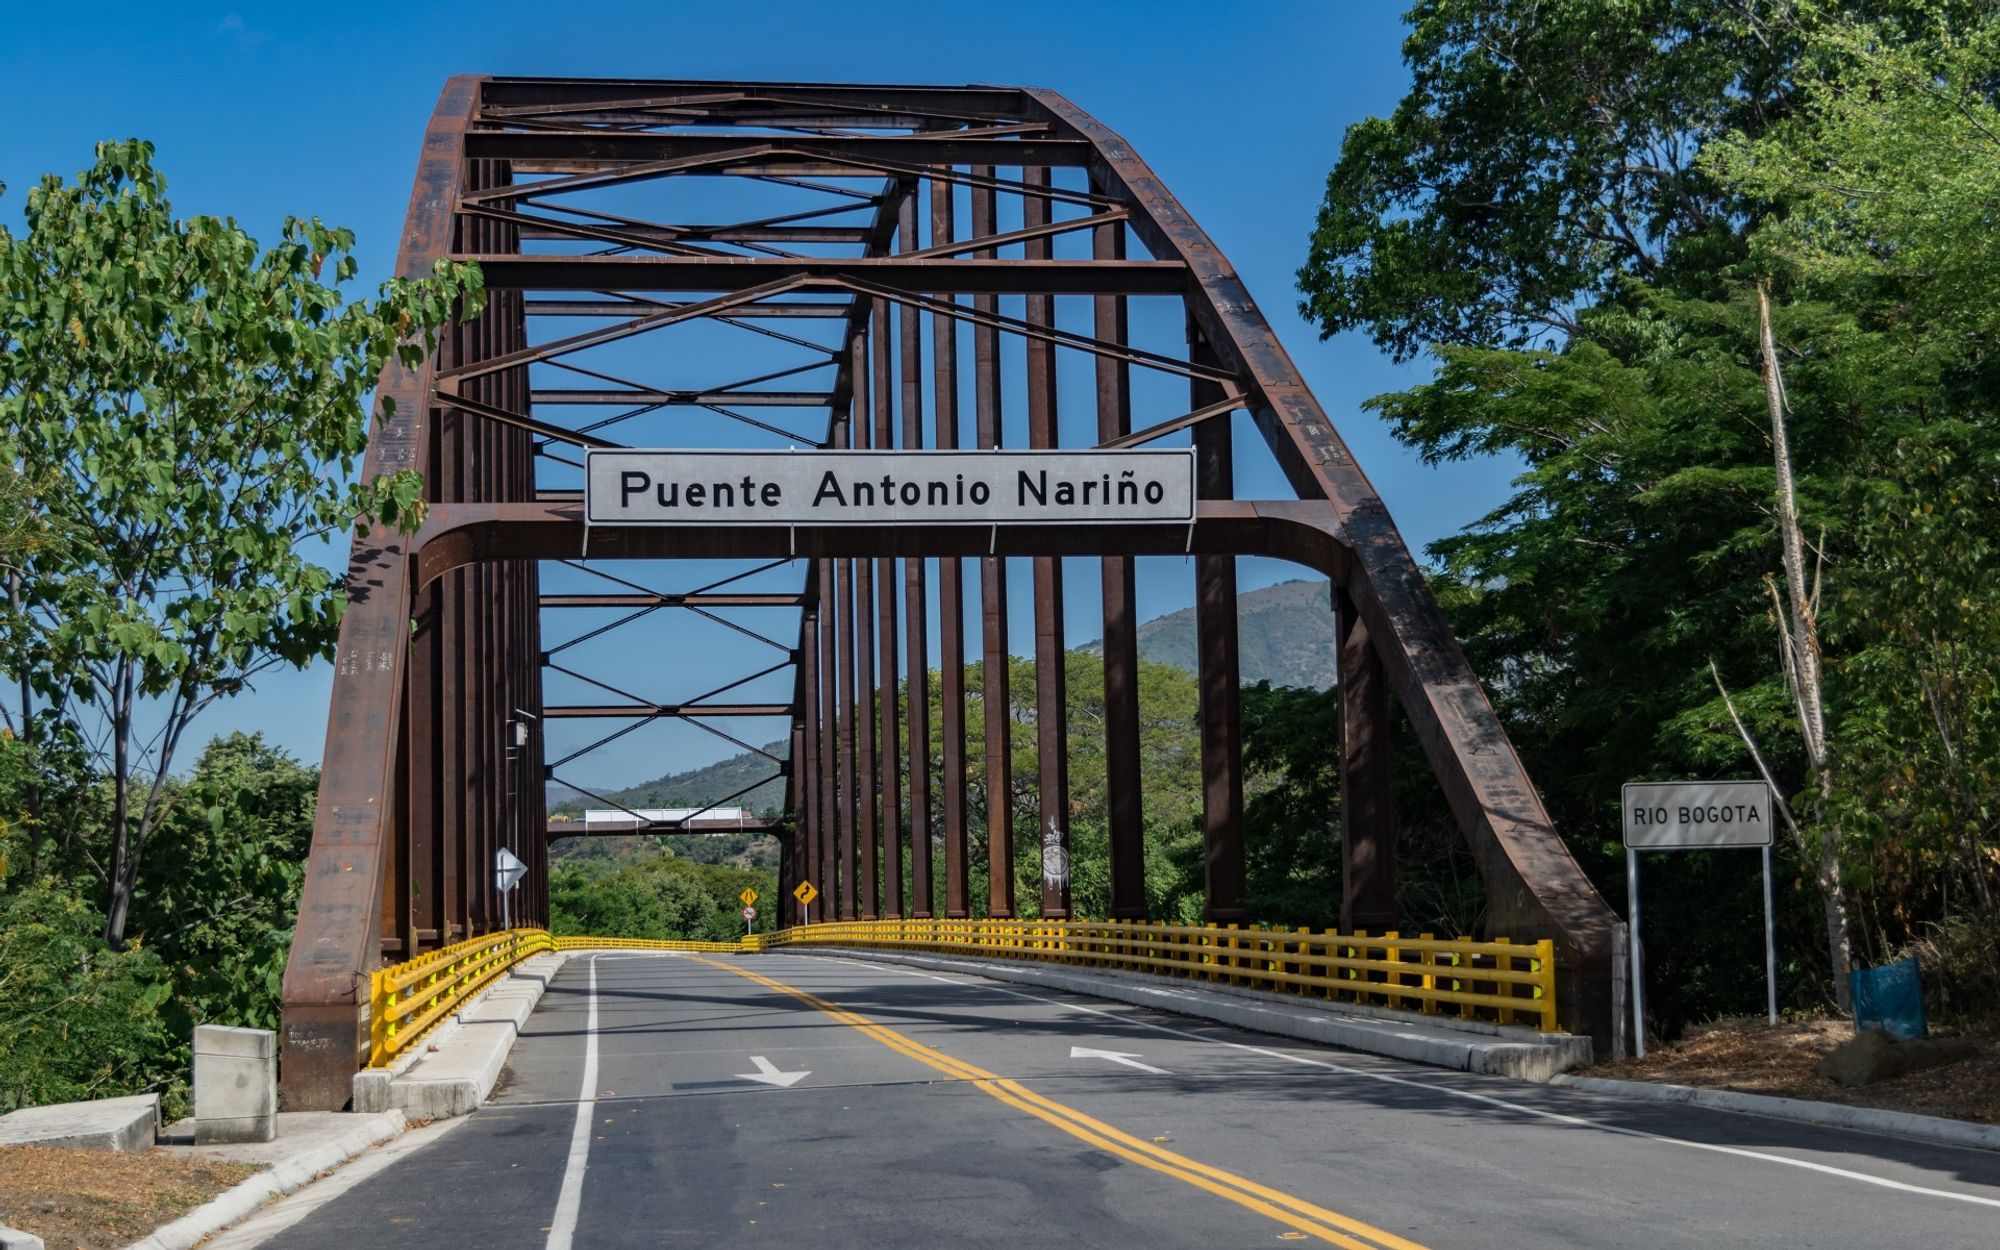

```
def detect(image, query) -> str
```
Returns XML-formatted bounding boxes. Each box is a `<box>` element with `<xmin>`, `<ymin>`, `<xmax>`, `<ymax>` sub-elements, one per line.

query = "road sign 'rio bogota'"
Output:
<box><xmin>586</xmin><ymin>449</ymin><xmax>1196</xmax><ymax>526</ymax></box>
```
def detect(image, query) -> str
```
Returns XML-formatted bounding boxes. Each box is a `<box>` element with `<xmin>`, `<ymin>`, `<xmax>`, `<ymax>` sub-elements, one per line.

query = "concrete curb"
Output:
<box><xmin>1</xmin><ymin>1226</ymin><xmax>46</xmax><ymax>1250</ymax></box>
<box><xmin>354</xmin><ymin>952</ymin><xmax>572</xmax><ymax>1119</ymax></box>
<box><xmin>118</xmin><ymin>1111</ymin><xmax>409</xmax><ymax>1250</ymax></box>
<box><xmin>1548</xmin><ymin>1073</ymin><xmax>2000</xmax><ymax>1152</ymax></box>
<box><xmin>802</xmin><ymin>947</ymin><xmax>1591</xmax><ymax>1080</ymax></box>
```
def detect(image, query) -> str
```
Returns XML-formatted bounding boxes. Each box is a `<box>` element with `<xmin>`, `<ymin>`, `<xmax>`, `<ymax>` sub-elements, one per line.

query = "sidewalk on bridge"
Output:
<box><xmin>799</xmin><ymin>947</ymin><xmax>1595</xmax><ymax>1079</ymax></box>
<box><xmin>353</xmin><ymin>950</ymin><xmax>570</xmax><ymax>1118</ymax></box>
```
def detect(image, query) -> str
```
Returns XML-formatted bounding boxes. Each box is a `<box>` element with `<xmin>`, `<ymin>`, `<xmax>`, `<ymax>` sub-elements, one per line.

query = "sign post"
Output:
<box><xmin>742</xmin><ymin>904</ymin><xmax>757</xmax><ymax>935</ymax></box>
<box><xmin>792</xmin><ymin>879</ymin><xmax>819</xmax><ymax>925</ymax></box>
<box><xmin>495</xmin><ymin>847</ymin><xmax>527</xmax><ymax>932</ymax></box>
<box><xmin>1621</xmin><ymin>780</ymin><xmax>1778</xmax><ymax>1058</ymax></box>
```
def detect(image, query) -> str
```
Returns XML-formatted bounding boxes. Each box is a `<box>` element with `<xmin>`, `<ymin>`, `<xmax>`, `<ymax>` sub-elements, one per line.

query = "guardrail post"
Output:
<box><xmin>1384</xmin><ymin>931</ymin><xmax>1403</xmax><ymax>1012</ymax></box>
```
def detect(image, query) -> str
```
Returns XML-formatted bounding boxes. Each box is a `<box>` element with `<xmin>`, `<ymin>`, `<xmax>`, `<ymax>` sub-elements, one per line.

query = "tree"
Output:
<box><xmin>126</xmin><ymin>732</ymin><xmax>316</xmax><ymax>1035</ymax></box>
<box><xmin>0</xmin><ymin>141</ymin><xmax>479</xmax><ymax>945</ymax></box>
<box><xmin>1296</xmin><ymin>0</ymin><xmax>1976</xmax><ymax>360</ymax></box>
<box><xmin>1297</xmin><ymin>1</ymin><xmax>1998</xmax><ymax>1026</ymax></box>
<box><xmin>1713</xmin><ymin>11</ymin><xmax>2000</xmax><ymax>967</ymax></box>
<box><xmin>0</xmin><ymin>883</ymin><xmax>173</xmax><ymax>1112</ymax></box>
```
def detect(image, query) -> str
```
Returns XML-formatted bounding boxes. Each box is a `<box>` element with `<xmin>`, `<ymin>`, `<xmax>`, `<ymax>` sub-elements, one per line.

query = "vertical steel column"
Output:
<box><xmin>854</xmin><ymin>326</ymin><xmax>880</xmax><ymax>922</ymax></box>
<box><xmin>868</xmin><ymin>305</ymin><xmax>896</xmax><ymax>921</ymax></box>
<box><xmin>1191</xmin><ymin>328</ymin><xmax>1248</xmax><ymax>922</ymax></box>
<box><xmin>834</xmin><ymin>394</ymin><xmax>859</xmax><ymax>922</ymax></box>
<box><xmin>817</xmin><ymin>560</ymin><xmax>840</xmax><ymax>917</ymax></box>
<box><xmin>972</xmin><ymin>170</ymin><xmax>1014</xmax><ymax>919</ymax></box>
<box><xmin>1336</xmin><ymin>587</ymin><xmax>1396</xmax><ymax>930</ymax></box>
<box><xmin>408</xmin><ymin>576</ymin><xmax>441</xmax><ymax>948</ymax></box>
<box><xmin>782</xmin><ymin>722</ymin><xmax>803</xmax><ymax>928</ymax></box>
<box><xmin>1094</xmin><ymin>202</ymin><xmax>1147</xmax><ymax>920</ymax></box>
<box><xmin>930</xmin><ymin>171</ymin><xmax>964</xmax><ymax>920</ymax></box>
<box><xmin>439</xmin><ymin>251</ymin><xmax>467</xmax><ymax>943</ymax></box>
<box><xmin>1024</xmin><ymin>166</ymin><xmax>1071</xmax><ymax>919</ymax></box>
<box><xmin>895</xmin><ymin>186</ymin><xmax>926</xmax><ymax>921</ymax></box>
<box><xmin>472</xmin><ymin>208</ymin><xmax>498</xmax><ymax>938</ymax></box>
<box><xmin>799</xmin><ymin>604</ymin><xmax>821</xmax><ymax>922</ymax></box>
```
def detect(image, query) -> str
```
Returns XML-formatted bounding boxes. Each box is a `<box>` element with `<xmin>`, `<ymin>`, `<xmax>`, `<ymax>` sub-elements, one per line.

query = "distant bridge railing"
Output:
<box><xmin>368</xmin><ymin>920</ymin><xmax>1556</xmax><ymax>1065</ymax></box>
<box><xmin>758</xmin><ymin>919</ymin><xmax>1557</xmax><ymax>1032</ymax></box>
<box><xmin>368</xmin><ymin>930</ymin><xmax>749</xmax><ymax>1065</ymax></box>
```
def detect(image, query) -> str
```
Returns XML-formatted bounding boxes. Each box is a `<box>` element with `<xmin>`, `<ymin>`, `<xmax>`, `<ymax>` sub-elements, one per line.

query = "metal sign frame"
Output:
<box><xmin>1620</xmin><ymin>781</ymin><xmax>1779</xmax><ymax>1058</ymax></box>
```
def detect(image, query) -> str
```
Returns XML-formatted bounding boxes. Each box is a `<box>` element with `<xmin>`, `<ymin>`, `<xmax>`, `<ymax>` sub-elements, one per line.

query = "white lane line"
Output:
<box><xmin>797</xmin><ymin>954</ymin><xmax>2000</xmax><ymax>1211</ymax></box>
<box><xmin>546</xmin><ymin>954</ymin><xmax>600</xmax><ymax>1250</ymax></box>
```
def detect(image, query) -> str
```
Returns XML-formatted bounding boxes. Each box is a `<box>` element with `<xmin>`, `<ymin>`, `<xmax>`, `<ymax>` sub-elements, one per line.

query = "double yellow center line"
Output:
<box><xmin>694</xmin><ymin>956</ymin><xmax>1434</xmax><ymax>1250</ymax></box>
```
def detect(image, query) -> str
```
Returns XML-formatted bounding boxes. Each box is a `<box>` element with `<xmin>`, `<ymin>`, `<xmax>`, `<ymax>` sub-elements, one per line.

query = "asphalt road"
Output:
<box><xmin>258</xmin><ymin>952</ymin><xmax>2000</xmax><ymax>1249</ymax></box>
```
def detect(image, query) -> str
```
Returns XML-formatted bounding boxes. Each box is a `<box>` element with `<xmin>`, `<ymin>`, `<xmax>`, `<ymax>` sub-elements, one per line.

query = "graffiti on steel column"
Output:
<box><xmin>1042</xmin><ymin>819</ymin><xmax>1069</xmax><ymax>890</ymax></box>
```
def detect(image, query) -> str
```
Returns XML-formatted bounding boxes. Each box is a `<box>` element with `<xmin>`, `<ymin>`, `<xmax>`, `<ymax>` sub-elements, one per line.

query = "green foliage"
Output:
<box><xmin>0</xmin><ymin>730</ymin><xmax>314</xmax><ymax>1112</ymax></box>
<box><xmin>1297</xmin><ymin>0</ymin><xmax>1979</xmax><ymax>360</ymax></box>
<box><xmin>551</xmin><ymin>851</ymin><xmax>774</xmax><ymax>944</ymax></box>
<box><xmin>928</xmin><ymin>652</ymin><xmax>1206</xmax><ymax>919</ymax></box>
<box><xmin>0</xmin><ymin>140</ymin><xmax>479</xmax><ymax>944</ymax></box>
<box><xmin>0</xmin><ymin>882</ymin><xmax>174</xmax><ymax>1114</ymax></box>
<box><xmin>127</xmin><ymin>733</ymin><xmax>316</xmax><ymax>1037</ymax></box>
<box><xmin>1301</xmin><ymin>0</ymin><xmax>2000</xmax><ymax>1029</ymax></box>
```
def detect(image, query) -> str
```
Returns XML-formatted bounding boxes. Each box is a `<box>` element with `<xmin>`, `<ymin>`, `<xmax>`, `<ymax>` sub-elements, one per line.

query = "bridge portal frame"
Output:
<box><xmin>280</xmin><ymin>76</ymin><xmax>1622</xmax><ymax>1111</ymax></box>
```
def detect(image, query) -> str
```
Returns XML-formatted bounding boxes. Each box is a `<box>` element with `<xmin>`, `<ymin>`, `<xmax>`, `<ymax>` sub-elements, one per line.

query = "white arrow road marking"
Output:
<box><xmin>735</xmin><ymin>1055</ymin><xmax>811</xmax><ymax>1088</ymax></box>
<box><xmin>1070</xmin><ymin>1045</ymin><xmax>1168</xmax><ymax>1075</ymax></box>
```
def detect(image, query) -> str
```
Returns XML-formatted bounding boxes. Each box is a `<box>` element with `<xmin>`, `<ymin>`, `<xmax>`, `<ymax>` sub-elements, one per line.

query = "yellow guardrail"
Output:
<box><xmin>554</xmin><ymin>935</ymin><xmax>752</xmax><ymax>953</ymax></box>
<box><xmin>368</xmin><ymin>928</ymin><xmax>556</xmax><ymax>1067</ymax></box>
<box><xmin>367</xmin><ymin>930</ymin><xmax>750</xmax><ymax>1065</ymax></box>
<box><xmin>762</xmin><ymin>918</ymin><xmax>1557</xmax><ymax>1031</ymax></box>
<box><xmin>367</xmin><ymin>917</ymin><xmax>1558</xmax><ymax>1064</ymax></box>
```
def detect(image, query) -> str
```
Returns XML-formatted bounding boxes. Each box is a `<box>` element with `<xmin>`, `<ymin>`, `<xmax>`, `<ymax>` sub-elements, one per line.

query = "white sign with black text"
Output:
<box><xmin>1621</xmin><ymin>779</ymin><xmax>1781</xmax><ymax>1058</ymax></box>
<box><xmin>584</xmin><ymin>449</ymin><xmax>1197</xmax><ymax>527</ymax></box>
<box><xmin>1621</xmin><ymin>779</ymin><xmax>1775</xmax><ymax>849</ymax></box>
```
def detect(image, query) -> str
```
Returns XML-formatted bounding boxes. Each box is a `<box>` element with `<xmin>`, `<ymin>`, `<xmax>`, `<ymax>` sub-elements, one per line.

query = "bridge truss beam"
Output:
<box><xmin>280</xmin><ymin>77</ymin><xmax>1623</xmax><ymax>1111</ymax></box>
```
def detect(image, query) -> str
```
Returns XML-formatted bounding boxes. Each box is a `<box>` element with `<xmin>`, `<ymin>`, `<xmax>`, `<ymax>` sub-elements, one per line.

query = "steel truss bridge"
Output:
<box><xmin>279</xmin><ymin>76</ymin><xmax>1622</xmax><ymax>1110</ymax></box>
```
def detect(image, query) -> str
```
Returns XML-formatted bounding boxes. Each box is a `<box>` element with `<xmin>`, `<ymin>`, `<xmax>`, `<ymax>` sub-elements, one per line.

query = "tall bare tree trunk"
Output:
<box><xmin>9</xmin><ymin>573</ymin><xmax>37</xmax><ymax>875</ymax></box>
<box><xmin>1758</xmin><ymin>281</ymin><xmax>1855</xmax><ymax>1010</ymax></box>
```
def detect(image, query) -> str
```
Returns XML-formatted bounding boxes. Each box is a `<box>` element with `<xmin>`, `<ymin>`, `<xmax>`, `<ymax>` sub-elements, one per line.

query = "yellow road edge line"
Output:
<box><xmin>692</xmin><ymin>955</ymin><xmax>1434</xmax><ymax>1250</ymax></box>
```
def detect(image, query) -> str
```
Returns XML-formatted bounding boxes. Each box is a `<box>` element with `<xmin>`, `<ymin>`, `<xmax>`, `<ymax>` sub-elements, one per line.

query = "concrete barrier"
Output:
<box><xmin>193</xmin><ymin>1026</ymin><xmax>277</xmax><ymax>1145</ymax></box>
<box><xmin>353</xmin><ymin>951</ymin><xmax>568</xmax><ymax>1118</ymax></box>
<box><xmin>0</xmin><ymin>1093</ymin><xmax>158</xmax><ymax>1152</ymax></box>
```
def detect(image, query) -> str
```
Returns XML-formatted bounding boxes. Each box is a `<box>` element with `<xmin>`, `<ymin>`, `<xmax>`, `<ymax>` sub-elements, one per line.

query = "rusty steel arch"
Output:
<box><xmin>279</xmin><ymin>77</ymin><xmax>1622</xmax><ymax>1109</ymax></box>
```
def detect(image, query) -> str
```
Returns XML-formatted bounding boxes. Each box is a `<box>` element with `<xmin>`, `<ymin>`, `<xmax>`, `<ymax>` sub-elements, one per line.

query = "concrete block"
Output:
<box><xmin>193</xmin><ymin>1025</ymin><xmax>277</xmax><ymax>1145</ymax></box>
<box><xmin>193</xmin><ymin>1023</ymin><xmax>275</xmax><ymax>1060</ymax></box>
<box><xmin>0</xmin><ymin>1092</ymin><xmax>158</xmax><ymax>1152</ymax></box>
<box><xmin>352</xmin><ymin>1069</ymin><xmax>392</xmax><ymax>1115</ymax></box>
<box><xmin>0</xmin><ymin>1225</ymin><xmax>47</xmax><ymax>1250</ymax></box>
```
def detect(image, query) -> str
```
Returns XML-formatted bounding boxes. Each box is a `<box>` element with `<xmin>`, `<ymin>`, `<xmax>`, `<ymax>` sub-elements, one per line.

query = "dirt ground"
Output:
<box><xmin>1584</xmin><ymin>1016</ymin><xmax>2000</xmax><ymax>1125</ymax></box>
<box><xmin>0</xmin><ymin>1145</ymin><xmax>259</xmax><ymax>1250</ymax></box>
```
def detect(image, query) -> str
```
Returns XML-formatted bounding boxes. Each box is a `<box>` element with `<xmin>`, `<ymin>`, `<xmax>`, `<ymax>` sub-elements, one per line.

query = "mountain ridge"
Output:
<box><xmin>561</xmin><ymin>577</ymin><xmax>1333</xmax><ymax>812</ymax></box>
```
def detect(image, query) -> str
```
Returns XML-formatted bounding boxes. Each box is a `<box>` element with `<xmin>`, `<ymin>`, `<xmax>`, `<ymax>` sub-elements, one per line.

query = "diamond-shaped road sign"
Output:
<box><xmin>793</xmin><ymin>880</ymin><xmax>819</xmax><ymax>906</ymax></box>
<box><xmin>740</xmin><ymin>887</ymin><xmax>758</xmax><ymax>907</ymax></box>
<box><xmin>495</xmin><ymin>847</ymin><xmax>527</xmax><ymax>893</ymax></box>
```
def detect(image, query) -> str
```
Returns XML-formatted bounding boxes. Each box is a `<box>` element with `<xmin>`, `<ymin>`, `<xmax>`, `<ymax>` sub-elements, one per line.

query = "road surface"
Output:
<box><xmin>251</xmin><ymin>951</ymin><xmax>2000</xmax><ymax>1249</ymax></box>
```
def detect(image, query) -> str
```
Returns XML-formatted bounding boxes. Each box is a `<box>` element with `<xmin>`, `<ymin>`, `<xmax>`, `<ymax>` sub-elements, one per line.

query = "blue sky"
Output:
<box><xmin>1</xmin><ymin>2</ymin><xmax>1519</xmax><ymax>788</ymax></box>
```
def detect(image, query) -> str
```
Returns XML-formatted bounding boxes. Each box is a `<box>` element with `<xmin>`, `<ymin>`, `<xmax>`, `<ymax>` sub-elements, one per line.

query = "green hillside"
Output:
<box><xmin>548</xmin><ymin>742</ymin><xmax>789</xmax><ymax>872</ymax></box>
<box><xmin>1084</xmin><ymin>578</ymin><xmax>1335</xmax><ymax>690</ymax></box>
<box><xmin>551</xmin><ymin>742</ymin><xmax>789</xmax><ymax>819</ymax></box>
